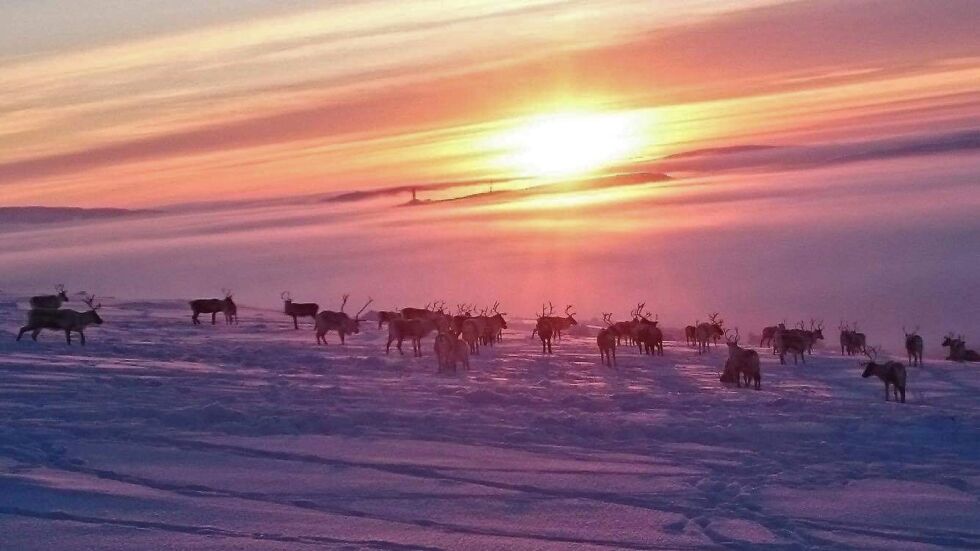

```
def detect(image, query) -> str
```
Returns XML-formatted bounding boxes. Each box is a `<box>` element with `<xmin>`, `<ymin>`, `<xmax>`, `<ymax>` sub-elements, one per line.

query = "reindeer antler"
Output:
<box><xmin>221</xmin><ymin>288</ymin><xmax>232</xmax><ymax>298</ymax></box>
<box><xmin>281</xmin><ymin>291</ymin><xmax>292</xmax><ymax>300</ymax></box>
<box><xmin>355</xmin><ymin>297</ymin><xmax>373</xmax><ymax>320</ymax></box>
<box><xmin>82</xmin><ymin>293</ymin><xmax>101</xmax><ymax>310</ymax></box>
<box><xmin>340</xmin><ymin>294</ymin><xmax>350</xmax><ymax>312</ymax></box>
<box><xmin>55</xmin><ymin>284</ymin><xmax>65</xmax><ymax>292</ymax></box>
<box><xmin>864</xmin><ymin>345</ymin><xmax>880</xmax><ymax>361</ymax></box>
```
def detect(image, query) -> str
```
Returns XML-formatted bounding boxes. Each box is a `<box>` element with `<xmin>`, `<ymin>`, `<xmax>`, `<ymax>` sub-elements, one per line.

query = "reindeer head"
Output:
<box><xmin>281</xmin><ymin>291</ymin><xmax>292</xmax><ymax>304</ymax></box>
<box><xmin>565</xmin><ymin>305</ymin><xmax>578</xmax><ymax>325</ymax></box>
<box><xmin>708</xmin><ymin>312</ymin><xmax>723</xmax><ymax>330</ymax></box>
<box><xmin>82</xmin><ymin>294</ymin><xmax>104</xmax><ymax>324</ymax></box>
<box><xmin>860</xmin><ymin>345</ymin><xmax>882</xmax><ymax>377</ymax></box>
<box><xmin>341</xmin><ymin>297</ymin><xmax>373</xmax><ymax>334</ymax></box>
<box><xmin>811</xmin><ymin>319</ymin><xmax>824</xmax><ymax>340</ymax></box>
<box><xmin>55</xmin><ymin>284</ymin><xmax>69</xmax><ymax>301</ymax></box>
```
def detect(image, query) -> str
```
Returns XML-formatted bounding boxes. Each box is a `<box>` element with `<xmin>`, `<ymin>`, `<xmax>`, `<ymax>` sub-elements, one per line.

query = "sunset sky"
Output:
<box><xmin>2</xmin><ymin>0</ymin><xmax>979</xmax><ymax>339</ymax></box>
<box><xmin>2</xmin><ymin>0</ymin><xmax>978</xmax><ymax>206</ymax></box>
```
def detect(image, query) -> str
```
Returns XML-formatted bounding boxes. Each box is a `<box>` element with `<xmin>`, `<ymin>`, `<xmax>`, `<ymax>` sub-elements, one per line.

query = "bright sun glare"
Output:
<box><xmin>491</xmin><ymin>111</ymin><xmax>643</xmax><ymax>178</ymax></box>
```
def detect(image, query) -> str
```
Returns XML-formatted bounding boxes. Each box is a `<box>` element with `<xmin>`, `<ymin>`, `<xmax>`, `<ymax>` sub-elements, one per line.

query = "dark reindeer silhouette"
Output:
<box><xmin>282</xmin><ymin>291</ymin><xmax>318</xmax><ymax>329</ymax></box>
<box><xmin>190</xmin><ymin>289</ymin><xmax>236</xmax><ymax>325</ymax></box>
<box><xmin>30</xmin><ymin>284</ymin><xmax>69</xmax><ymax>310</ymax></box>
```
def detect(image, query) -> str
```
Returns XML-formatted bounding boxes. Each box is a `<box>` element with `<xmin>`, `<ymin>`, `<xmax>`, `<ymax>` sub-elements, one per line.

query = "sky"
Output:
<box><xmin>1</xmin><ymin>0</ymin><xmax>979</xmax><ymax>344</ymax></box>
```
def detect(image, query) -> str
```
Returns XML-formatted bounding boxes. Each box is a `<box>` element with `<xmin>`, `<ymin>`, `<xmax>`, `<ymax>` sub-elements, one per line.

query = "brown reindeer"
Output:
<box><xmin>190</xmin><ymin>289</ymin><xmax>236</xmax><ymax>325</ymax></box>
<box><xmin>542</xmin><ymin>304</ymin><xmax>577</xmax><ymax>340</ymax></box>
<box><xmin>943</xmin><ymin>334</ymin><xmax>980</xmax><ymax>362</ymax></box>
<box><xmin>684</xmin><ymin>325</ymin><xmax>697</xmax><ymax>347</ymax></box>
<box><xmin>460</xmin><ymin>317</ymin><xmax>482</xmax><ymax>355</ymax></box>
<box><xmin>535</xmin><ymin>304</ymin><xmax>555</xmax><ymax>354</ymax></box>
<box><xmin>774</xmin><ymin>324</ymin><xmax>807</xmax><ymax>365</ymax></box>
<box><xmin>695</xmin><ymin>313</ymin><xmax>724</xmax><ymax>355</ymax></box>
<box><xmin>282</xmin><ymin>291</ymin><xmax>318</xmax><ymax>329</ymax></box>
<box><xmin>839</xmin><ymin>321</ymin><xmax>867</xmax><ymax>355</ymax></box>
<box><xmin>387</xmin><ymin>317</ymin><xmax>439</xmax><ymax>356</ymax></box>
<box><xmin>861</xmin><ymin>346</ymin><xmax>906</xmax><ymax>403</ymax></box>
<box><xmin>29</xmin><ymin>284</ymin><xmax>69</xmax><ymax>310</ymax></box>
<box><xmin>597</xmin><ymin>313</ymin><xmax>618</xmax><ymax>367</ymax></box>
<box><xmin>903</xmin><ymin>326</ymin><xmax>924</xmax><ymax>366</ymax></box>
<box><xmin>632</xmin><ymin>305</ymin><xmax>664</xmax><ymax>356</ymax></box>
<box><xmin>724</xmin><ymin>328</ymin><xmax>761</xmax><ymax>389</ymax></box>
<box><xmin>759</xmin><ymin>325</ymin><xmax>780</xmax><ymax>349</ymax></box>
<box><xmin>434</xmin><ymin>331</ymin><xmax>469</xmax><ymax>373</ymax></box>
<box><xmin>314</xmin><ymin>295</ymin><xmax>372</xmax><ymax>345</ymax></box>
<box><xmin>18</xmin><ymin>293</ymin><xmax>103</xmax><ymax>345</ymax></box>
<box><xmin>483</xmin><ymin>302</ymin><xmax>508</xmax><ymax>345</ymax></box>
<box><xmin>787</xmin><ymin>319</ymin><xmax>823</xmax><ymax>354</ymax></box>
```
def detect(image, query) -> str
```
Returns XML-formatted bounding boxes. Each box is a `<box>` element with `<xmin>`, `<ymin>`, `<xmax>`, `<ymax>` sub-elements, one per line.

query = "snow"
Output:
<box><xmin>1</xmin><ymin>298</ymin><xmax>979</xmax><ymax>550</ymax></box>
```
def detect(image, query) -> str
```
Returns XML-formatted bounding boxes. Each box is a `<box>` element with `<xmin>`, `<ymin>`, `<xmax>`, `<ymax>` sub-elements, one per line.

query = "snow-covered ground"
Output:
<box><xmin>1</xmin><ymin>298</ymin><xmax>978</xmax><ymax>550</ymax></box>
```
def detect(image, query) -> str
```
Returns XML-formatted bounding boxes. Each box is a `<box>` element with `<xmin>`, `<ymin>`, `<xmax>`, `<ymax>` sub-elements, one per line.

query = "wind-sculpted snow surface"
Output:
<box><xmin>0</xmin><ymin>299</ymin><xmax>978</xmax><ymax>550</ymax></box>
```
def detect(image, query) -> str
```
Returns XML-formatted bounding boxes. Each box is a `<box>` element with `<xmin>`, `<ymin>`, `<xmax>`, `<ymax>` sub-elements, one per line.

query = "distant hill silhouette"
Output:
<box><xmin>403</xmin><ymin>171</ymin><xmax>673</xmax><ymax>207</ymax></box>
<box><xmin>0</xmin><ymin>206</ymin><xmax>155</xmax><ymax>225</ymax></box>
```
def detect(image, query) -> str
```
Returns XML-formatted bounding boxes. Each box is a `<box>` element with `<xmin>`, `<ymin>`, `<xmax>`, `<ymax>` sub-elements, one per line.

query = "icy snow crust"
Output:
<box><xmin>1</xmin><ymin>299</ymin><xmax>978</xmax><ymax>550</ymax></box>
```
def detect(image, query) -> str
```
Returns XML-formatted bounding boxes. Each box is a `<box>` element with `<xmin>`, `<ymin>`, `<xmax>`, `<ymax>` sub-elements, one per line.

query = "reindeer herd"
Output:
<box><xmin>11</xmin><ymin>285</ymin><xmax>980</xmax><ymax>403</ymax></box>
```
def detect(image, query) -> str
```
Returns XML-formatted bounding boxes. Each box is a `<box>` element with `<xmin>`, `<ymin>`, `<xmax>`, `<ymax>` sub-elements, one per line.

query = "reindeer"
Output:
<box><xmin>903</xmin><ymin>326</ymin><xmax>924</xmax><ymax>366</ymax></box>
<box><xmin>802</xmin><ymin>319</ymin><xmax>824</xmax><ymax>353</ymax></box>
<box><xmin>387</xmin><ymin>317</ymin><xmax>439</xmax><ymax>356</ymax></box>
<box><xmin>723</xmin><ymin>328</ymin><xmax>761</xmax><ymax>389</ymax></box>
<box><xmin>29</xmin><ymin>284</ymin><xmax>69</xmax><ymax>310</ymax></box>
<box><xmin>695</xmin><ymin>313</ymin><xmax>724</xmax><ymax>354</ymax></box>
<box><xmin>631</xmin><ymin>304</ymin><xmax>664</xmax><ymax>356</ymax></box>
<box><xmin>281</xmin><ymin>291</ymin><xmax>318</xmax><ymax>329</ymax></box>
<box><xmin>597</xmin><ymin>313</ymin><xmax>618</xmax><ymax>367</ymax></box>
<box><xmin>535</xmin><ymin>304</ymin><xmax>555</xmax><ymax>354</ymax></box>
<box><xmin>314</xmin><ymin>295</ymin><xmax>372</xmax><ymax>345</ymax></box>
<box><xmin>542</xmin><ymin>304</ymin><xmax>577</xmax><ymax>340</ymax></box>
<box><xmin>774</xmin><ymin>324</ymin><xmax>807</xmax><ymax>365</ymax></box>
<box><xmin>684</xmin><ymin>325</ymin><xmax>697</xmax><ymax>347</ymax></box>
<box><xmin>788</xmin><ymin>319</ymin><xmax>823</xmax><ymax>354</ymax></box>
<box><xmin>190</xmin><ymin>289</ymin><xmax>236</xmax><ymax>325</ymax></box>
<box><xmin>759</xmin><ymin>325</ymin><xmax>779</xmax><ymax>349</ymax></box>
<box><xmin>377</xmin><ymin>310</ymin><xmax>402</xmax><ymax>330</ymax></box>
<box><xmin>839</xmin><ymin>321</ymin><xmax>866</xmax><ymax>355</ymax></box>
<box><xmin>450</xmin><ymin>304</ymin><xmax>472</xmax><ymax>335</ymax></box>
<box><xmin>942</xmin><ymin>334</ymin><xmax>980</xmax><ymax>362</ymax></box>
<box><xmin>613</xmin><ymin>318</ymin><xmax>635</xmax><ymax>346</ymax></box>
<box><xmin>460</xmin><ymin>317</ymin><xmax>482</xmax><ymax>355</ymax></box>
<box><xmin>861</xmin><ymin>346</ymin><xmax>906</xmax><ymax>403</ymax></box>
<box><xmin>18</xmin><ymin>293</ymin><xmax>103</xmax><ymax>345</ymax></box>
<box><xmin>483</xmin><ymin>302</ymin><xmax>508</xmax><ymax>345</ymax></box>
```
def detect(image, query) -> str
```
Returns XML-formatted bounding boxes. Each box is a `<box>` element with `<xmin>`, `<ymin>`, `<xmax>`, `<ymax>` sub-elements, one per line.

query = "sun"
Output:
<box><xmin>489</xmin><ymin>111</ymin><xmax>643</xmax><ymax>178</ymax></box>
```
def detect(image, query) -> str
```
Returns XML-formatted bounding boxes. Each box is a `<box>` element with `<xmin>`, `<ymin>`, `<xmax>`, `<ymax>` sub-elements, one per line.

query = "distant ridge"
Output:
<box><xmin>403</xmin><ymin>171</ymin><xmax>672</xmax><ymax>206</ymax></box>
<box><xmin>0</xmin><ymin>206</ymin><xmax>155</xmax><ymax>225</ymax></box>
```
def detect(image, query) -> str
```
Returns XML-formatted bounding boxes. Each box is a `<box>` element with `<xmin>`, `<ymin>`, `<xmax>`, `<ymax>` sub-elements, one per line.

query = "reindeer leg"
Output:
<box><xmin>79</xmin><ymin>330</ymin><xmax>86</xmax><ymax>346</ymax></box>
<box><xmin>16</xmin><ymin>326</ymin><xmax>30</xmax><ymax>341</ymax></box>
<box><xmin>65</xmin><ymin>329</ymin><xmax>71</xmax><ymax>345</ymax></box>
